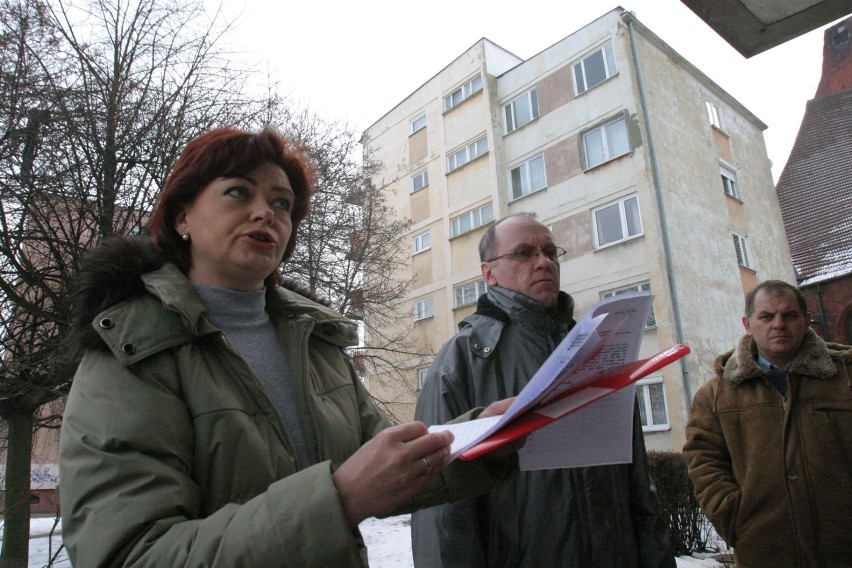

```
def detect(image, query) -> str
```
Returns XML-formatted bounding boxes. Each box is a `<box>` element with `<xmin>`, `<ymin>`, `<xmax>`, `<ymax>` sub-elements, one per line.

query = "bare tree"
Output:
<box><xmin>0</xmin><ymin>0</ymin><xmax>271</xmax><ymax>564</ymax></box>
<box><xmin>280</xmin><ymin>110</ymin><xmax>419</xmax><ymax>423</ymax></box>
<box><xmin>0</xmin><ymin>2</ymin><xmax>420</xmax><ymax>563</ymax></box>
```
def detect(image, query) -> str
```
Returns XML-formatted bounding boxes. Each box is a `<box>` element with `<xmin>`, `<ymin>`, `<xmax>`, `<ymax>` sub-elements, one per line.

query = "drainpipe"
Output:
<box><xmin>625</xmin><ymin>14</ymin><xmax>692</xmax><ymax>404</ymax></box>
<box><xmin>815</xmin><ymin>282</ymin><xmax>831</xmax><ymax>341</ymax></box>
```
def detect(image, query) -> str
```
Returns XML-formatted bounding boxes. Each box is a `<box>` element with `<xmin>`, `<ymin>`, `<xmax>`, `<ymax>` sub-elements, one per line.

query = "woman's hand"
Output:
<box><xmin>332</xmin><ymin>422</ymin><xmax>453</xmax><ymax>528</ymax></box>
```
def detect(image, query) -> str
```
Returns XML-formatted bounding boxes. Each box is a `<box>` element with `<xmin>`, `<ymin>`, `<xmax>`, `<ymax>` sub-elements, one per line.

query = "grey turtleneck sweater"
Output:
<box><xmin>192</xmin><ymin>283</ymin><xmax>312</xmax><ymax>469</ymax></box>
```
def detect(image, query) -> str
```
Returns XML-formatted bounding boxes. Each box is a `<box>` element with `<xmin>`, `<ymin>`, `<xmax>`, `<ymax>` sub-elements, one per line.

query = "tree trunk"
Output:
<box><xmin>1</xmin><ymin>411</ymin><xmax>34</xmax><ymax>568</ymax></box>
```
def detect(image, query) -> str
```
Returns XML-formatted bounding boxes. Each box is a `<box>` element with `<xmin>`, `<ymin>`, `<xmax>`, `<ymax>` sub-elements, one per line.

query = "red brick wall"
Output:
<box><xmin>0</xmin><ymin>488</ymin><xmax>59</xmax><ymax>516</ymax></box>
<box><xmin>816</xmin><ymin>17</ymin><xmax>852</xmax><ymax>97</ymax></box>
<box><xmin>801</xmin><ymin>274</ymin><xmax>852</xmax><ymax>344</ymax></box>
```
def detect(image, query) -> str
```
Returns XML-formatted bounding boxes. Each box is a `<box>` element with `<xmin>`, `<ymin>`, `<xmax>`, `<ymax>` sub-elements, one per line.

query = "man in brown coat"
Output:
<box><xmin>684</xmin><ymin>280</ymin><xmax>852</xmax><ymax>567</ymax></box>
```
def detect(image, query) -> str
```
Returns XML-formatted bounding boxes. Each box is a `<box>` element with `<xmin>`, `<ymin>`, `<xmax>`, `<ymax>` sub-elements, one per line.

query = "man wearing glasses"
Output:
<box><xmin>411</xmin><ymin>213</ymin><xmax>674</xmax><ymax>568</ymax></box>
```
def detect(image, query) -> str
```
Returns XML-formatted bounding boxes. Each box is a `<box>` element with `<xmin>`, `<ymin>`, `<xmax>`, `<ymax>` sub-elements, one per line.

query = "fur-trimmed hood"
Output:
<box><xmin>715</xmin><ymin>329</ymin><xmax>852</xmax><ymax>388</ymax></box>
<box><xmin>68</xmin><ymin>236</ymin><xmax>333</xmax><ymax>360</ymax></box>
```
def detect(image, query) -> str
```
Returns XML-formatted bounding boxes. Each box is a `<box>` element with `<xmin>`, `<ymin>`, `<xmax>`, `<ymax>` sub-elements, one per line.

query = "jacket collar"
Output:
<box><xmin>474</xmin><ymin>286</ymin><xmax>575</xmax><ymax>334</ymax></box>
<box><xmin>95</xmin><ymin>264</ymin><xmax>359</xmax><ymax>366</ymax></box>
<box><xmin>720</xmin><ymin>329</ymin><xmax>840</xmax><ymax>386</ymax></box>
<box><xmin>142</xmin><ymin>264</ymin><xmax>214</xmax><ymax>336</ymax></box>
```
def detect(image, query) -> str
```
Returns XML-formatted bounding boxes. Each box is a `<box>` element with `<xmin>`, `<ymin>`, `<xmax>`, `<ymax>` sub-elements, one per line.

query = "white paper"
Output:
<box><xmin>429</xmin><ymin>292</ymin><xmax>653</xmax><ymax>467</ymax></box>
<box><xmin>518</xmin><ymin>385</ymin><xmax>636</xmax><ymax>470</ymax></box>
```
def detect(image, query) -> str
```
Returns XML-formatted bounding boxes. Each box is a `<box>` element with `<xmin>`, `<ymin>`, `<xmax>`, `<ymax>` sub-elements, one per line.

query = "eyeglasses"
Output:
<box><xmin>485</xmin><ymin>244</ymin><xmax>567</xmax><ymax>263</ymax></box>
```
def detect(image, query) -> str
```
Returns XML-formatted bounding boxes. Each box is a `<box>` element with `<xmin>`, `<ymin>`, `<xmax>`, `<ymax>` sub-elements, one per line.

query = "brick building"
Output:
<box><xmin>776</xmin><ymin>16</ymin><xmax>852</xmax><ymax>343</ymax></box>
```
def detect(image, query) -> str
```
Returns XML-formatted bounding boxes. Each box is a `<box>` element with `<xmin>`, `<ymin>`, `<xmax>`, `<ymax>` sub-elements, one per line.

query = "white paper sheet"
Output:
<box><xmin>429</xmin><ymin>292</ymin><xmax>653</xmax><ymax>466</ymax></box>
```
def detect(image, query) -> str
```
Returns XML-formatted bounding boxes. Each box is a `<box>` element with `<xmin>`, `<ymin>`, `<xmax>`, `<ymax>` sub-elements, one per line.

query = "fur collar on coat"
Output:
<box><xmin>715</xmin><ymin>329</ymin><xmax>852</xmax><ymax>388</ymax></box>
<box><xmin>68</xmin><ymin>236</ymin><xmax>329</xmax><ymax>359</ymax></box>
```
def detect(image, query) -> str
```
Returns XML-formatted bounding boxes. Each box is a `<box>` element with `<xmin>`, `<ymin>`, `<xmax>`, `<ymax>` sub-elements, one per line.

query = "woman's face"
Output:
<box><xmin>175</xmin><ymin>161</ymin><xmax>294</xmax><ymax>290</ymax></box>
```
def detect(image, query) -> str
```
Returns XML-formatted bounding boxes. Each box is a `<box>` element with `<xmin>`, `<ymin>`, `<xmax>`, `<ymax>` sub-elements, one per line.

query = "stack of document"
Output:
<box><xmin>429</xmin><ymin>292</ymin><xmax>690</xmax><ymax>470</ymax></box>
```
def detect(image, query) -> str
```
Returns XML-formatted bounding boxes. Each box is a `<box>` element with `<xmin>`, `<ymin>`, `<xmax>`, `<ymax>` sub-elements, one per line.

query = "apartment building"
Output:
<box><xmin>361</xmin><ymin>8</ymin><xmax>794</xmax><ymax>451</ymax></box>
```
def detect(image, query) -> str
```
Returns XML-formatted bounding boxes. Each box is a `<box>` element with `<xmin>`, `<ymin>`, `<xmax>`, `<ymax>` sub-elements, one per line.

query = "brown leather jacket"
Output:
<box><xmin>684</xmin><ymin>330</ymin><xmax>852</xmax><ymax>568</ymax></box>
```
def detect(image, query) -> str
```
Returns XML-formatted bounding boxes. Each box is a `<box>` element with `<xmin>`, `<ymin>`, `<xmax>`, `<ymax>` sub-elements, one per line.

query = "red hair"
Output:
<box><xmin>147</xmin><ymin>127</ymin><xmax>313</xmax><ymax>285</ymax></box>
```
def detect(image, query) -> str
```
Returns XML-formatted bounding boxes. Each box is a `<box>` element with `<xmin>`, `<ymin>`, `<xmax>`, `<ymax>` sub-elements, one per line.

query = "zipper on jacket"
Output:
<box><xmin>293</xmin><ymin>317</ymin><xmax>324</xmax><ymax>463</ymax></box>
<box><xmin>218</xmin><ymin>332</ymin><xmax>304</xmax><ymax>471</ymax></box>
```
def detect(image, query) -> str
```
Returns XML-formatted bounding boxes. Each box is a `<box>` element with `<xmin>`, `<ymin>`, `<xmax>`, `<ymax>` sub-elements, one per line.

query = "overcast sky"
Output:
<box><xmin>215</xmin><ymin>1</ymin><xmax>848</xmax><ymax>182</ymax></box>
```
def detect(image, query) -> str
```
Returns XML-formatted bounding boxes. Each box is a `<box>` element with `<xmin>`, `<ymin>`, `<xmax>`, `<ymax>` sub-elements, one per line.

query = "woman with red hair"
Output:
<box><xmin>59</xmin><ymin>127</ymin><xmax>513</xmax><ymax>566</ymax></box>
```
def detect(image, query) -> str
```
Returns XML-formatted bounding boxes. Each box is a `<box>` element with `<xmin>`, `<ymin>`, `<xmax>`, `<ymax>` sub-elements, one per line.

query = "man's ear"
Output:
<box><xmin>742</xmin><ymin>315</ymin><xmax>752</xmax><ymax>334</ymax></box>
<box><xmin>481</xmin><ymin>262</ymin><xmax>497</xmax><ymax>286</ymax></box>
<box><xmin>805</xmin><ymin>312</ymin><xmax>812</xmax><ymax>328</ymax></box>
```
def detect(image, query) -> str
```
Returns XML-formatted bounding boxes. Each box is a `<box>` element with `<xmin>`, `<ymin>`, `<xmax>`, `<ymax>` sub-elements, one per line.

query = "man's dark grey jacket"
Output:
<box><xmin>412</xmin><ymin>286</ymin><xmax>676</xmax><ymax>568</ymax></box>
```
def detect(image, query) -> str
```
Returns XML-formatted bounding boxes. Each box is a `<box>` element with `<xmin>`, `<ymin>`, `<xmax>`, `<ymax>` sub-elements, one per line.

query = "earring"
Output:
<box><xmin>181</xmin><ymin>231</ymin><xmax>190</xmax><ymax>242</ymax></box>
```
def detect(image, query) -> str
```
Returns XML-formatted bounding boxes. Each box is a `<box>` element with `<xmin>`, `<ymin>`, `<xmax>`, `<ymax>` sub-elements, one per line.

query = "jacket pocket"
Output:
<box><xmin>803</xmin><ymin>400</ymin><xmax>852</xmax><ymax>486</ymax></box>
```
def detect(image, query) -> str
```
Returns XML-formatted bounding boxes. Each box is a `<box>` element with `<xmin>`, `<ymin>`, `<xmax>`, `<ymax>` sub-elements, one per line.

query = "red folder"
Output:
<box><xmin>458</xmin><ymin>344</ymin><xmax>690</xmax><ymax>461</ymax></box>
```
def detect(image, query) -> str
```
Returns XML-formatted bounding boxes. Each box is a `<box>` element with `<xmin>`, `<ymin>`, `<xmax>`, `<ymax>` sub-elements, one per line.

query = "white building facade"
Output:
<box><xmin>362</xmin><ymin>8</ymin><xmax>794</xmax><ymax>451</ymax></box>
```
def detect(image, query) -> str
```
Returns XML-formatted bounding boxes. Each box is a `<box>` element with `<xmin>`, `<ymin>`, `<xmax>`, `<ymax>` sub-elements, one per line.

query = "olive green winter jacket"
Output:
<box><xmin>60</xmin><ymin>240</ymin><xmax>505</xmax><ymax>567</ymax></box>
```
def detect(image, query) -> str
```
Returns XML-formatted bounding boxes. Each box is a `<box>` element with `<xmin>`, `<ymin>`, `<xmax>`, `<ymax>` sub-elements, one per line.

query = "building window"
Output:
<box><xmin>593</xmin><ymin>195</ymin><xmax>642</xmax><ymax>248</ymax></box>
<box><xmin>447</xmin><ymin>136</ymin><xmax>488</xmax><ymax>172</ymax></box>
<box><xmin>720</xmin><ymin>164</ymin><xmax>740</xmax><ymax>200</ymax></box>
<box><xmin>509</xmin><ymin>154</ymin><xmax>547</xmax><ymax>200</ymax></box>
<box><xmin>454</xmin><ymin>279</ymin><xmax>487</xmax><ymax>308</ymax></box>
<box><xmin>410</xmin><ymin>112</ymin><xmax>426</xmax><ymax>134</ymax></box>
<box><xmin>411</xmin><ymin>170</ymin><xmax>428</xmax><ymax>193</ymax></box>
<box><xmin>733</xmin><ymin>233</ymin><xmax>753</xmax><ymax>269</ymax></box>
<box><xmin>412</xmin><ymin>230</ymin><xmax>431</xmax><ymax>254</ymax></box>
<box><xmin>417</xmin><ymin>367</ymin><xmax>430</xmax><ymax>391</ymax></box>
<box><xmin>444</xmin><ymin>74</ymin><xmax>483</xmax><ymax>111</ymax></box>
<box><xmin>706</xmin><ymin>100</ymin><xmax>722</xmax><ymax>129</ymax></box>
<box><xmin>414</xmin><ymin>297</ymin><xmax>434</xmax><ymax>321</ymax></box>
<box><xmin>582</xmin><ymin>115</ymin><xmax>629</xmax><ymax>169</ymax></box>
<box><xmin>505</xmin><ymin>88</ymin><xmax>540</xmax><ymax>133</ymax></box>
<box><xmin>574</xmin><ymin>41</ymin><xmax>617</xmax><ymax>95</ymax></box>
<box><xmin>451</xmin><ymin>203</ymin><xmax>493</xmax><ymax>237</ymax></box>
<box><xmin>601</xmin><ymin>281</ymin><xmax>656</xmax><ymax>328</ymax></box>
<box><xmin>637</xmin><ymin>377</ymin><xmax>669</xmax><ymax>431</ymax></box>
<box><xmin>831</xmin><ymin>23</ymin><xmax>848</xmax><ymax>47</ymax></box>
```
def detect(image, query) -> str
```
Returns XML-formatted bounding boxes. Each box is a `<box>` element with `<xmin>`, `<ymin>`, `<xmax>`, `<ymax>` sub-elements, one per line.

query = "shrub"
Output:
<box><xmin>647</xmin><ymin>450</ymin><xmax>714</xmax><ymax>556</ymax></box>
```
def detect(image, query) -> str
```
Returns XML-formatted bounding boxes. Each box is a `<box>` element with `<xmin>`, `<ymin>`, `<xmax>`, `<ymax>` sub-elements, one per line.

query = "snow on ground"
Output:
<box><xmin>363</xmin><ymin>514</ymin><xmax>725</xmax><ymax>567</ymax></box>
<box><xmin>12</xmin><ymin>514</ymin><xmax>724</xmax><ymax>567</ymax></box>
<box><xmin>1</xmin><ymin>516</ymin><xmax>70</xmax><ymax>567</ymax></box>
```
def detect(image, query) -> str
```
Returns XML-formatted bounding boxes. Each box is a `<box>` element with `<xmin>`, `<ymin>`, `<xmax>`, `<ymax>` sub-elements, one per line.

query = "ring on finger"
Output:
<box><xmin>420</xmin><ymin>457</ymin><xmax>433</xmax><ymax>475</ymax></box>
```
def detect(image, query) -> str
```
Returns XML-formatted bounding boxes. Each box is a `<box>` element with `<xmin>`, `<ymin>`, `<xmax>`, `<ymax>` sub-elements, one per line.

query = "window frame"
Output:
<box><xmin>410</xmin><ymin>112</ymin><xmax>427</xmax><ymax>134</ymax></box>
<box><xmin>636</xmin><ymin>376</ymin><xmax>669</xmax><ymax>432</ymax></box>
<box><xmin>504</xmin><ymin>87</ymin><xmax>540</xmax><ymax>133</ymax></box>
<box><xmin>413</xmin><ymin>297</ymin><xmax>434</xmax><ymax>321</ymax></box>
<box><xmin>574</xmin><ymin>41</ymin><xmax>617</xmax><ymax>95</ymax></box>
<box><xmin>447</xmin><ymin>135</ymin><xmax>488</xmax><ymax>173</ymax></box>
<box><xmin>411</xmin><ymin>170</ymin><xmax>429</xmax><ymax>193</ymax></box>
<box><xmin>706</xmin><ymin>100</ymin><xmax>722</xmax><ymax>129</ymax></box>
<box><xmin>581</xmin><ymin>114</ymin><xmax>630</xmax><ymax>170</ymax></box>
<box><xmin>601</xmin><ymin>281</ymin><xmax>656</xmax><ymax>329</ymax></box>
<box><xmin>444</xmin><ymin>74</ymin><xmax>483</xmax><ymax>112</ymax></box>
<box><xmin>412</xmin><ymin>230</ymin><xmax>431</xmax><ymax>254</ymax></box>
<box><xmin>733</xmin><ymin>233</ymin><xmax>753</xmax><ymax>269</ymax></box>
<box><xmin>454</xmin><ymin>279</ymin><xmax>487</xmax><ymax>308</ymax></box>
<box><xmin>450</xmin><ymin>203</ymin><xmax>493</xmax><ymax>237</ymax></box>
<box><xmin>720</xmin><ymin>163</ymin><xmax>740</xmax><ymax>200</ymax></box>
<box><xmin>592</xmin><ymin>194</ymin><xmax>643</xmax><ymax>248</ymax></box>
<box><xmin>509</xmin><ymin>154</ymin><xmax>547</xmax><ymax>200</ymax></box>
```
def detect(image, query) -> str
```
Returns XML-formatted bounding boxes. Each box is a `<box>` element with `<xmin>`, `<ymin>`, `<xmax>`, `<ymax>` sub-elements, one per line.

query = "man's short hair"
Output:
<box><xmin>744</xmin><ymin>280</ymin><xmax>807</xmax><ymax>317</ymax></box>
<box><xmin>478</xmin><ymin>212</ymin><xmax>539</xmax><ymax>262</ymax></box>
